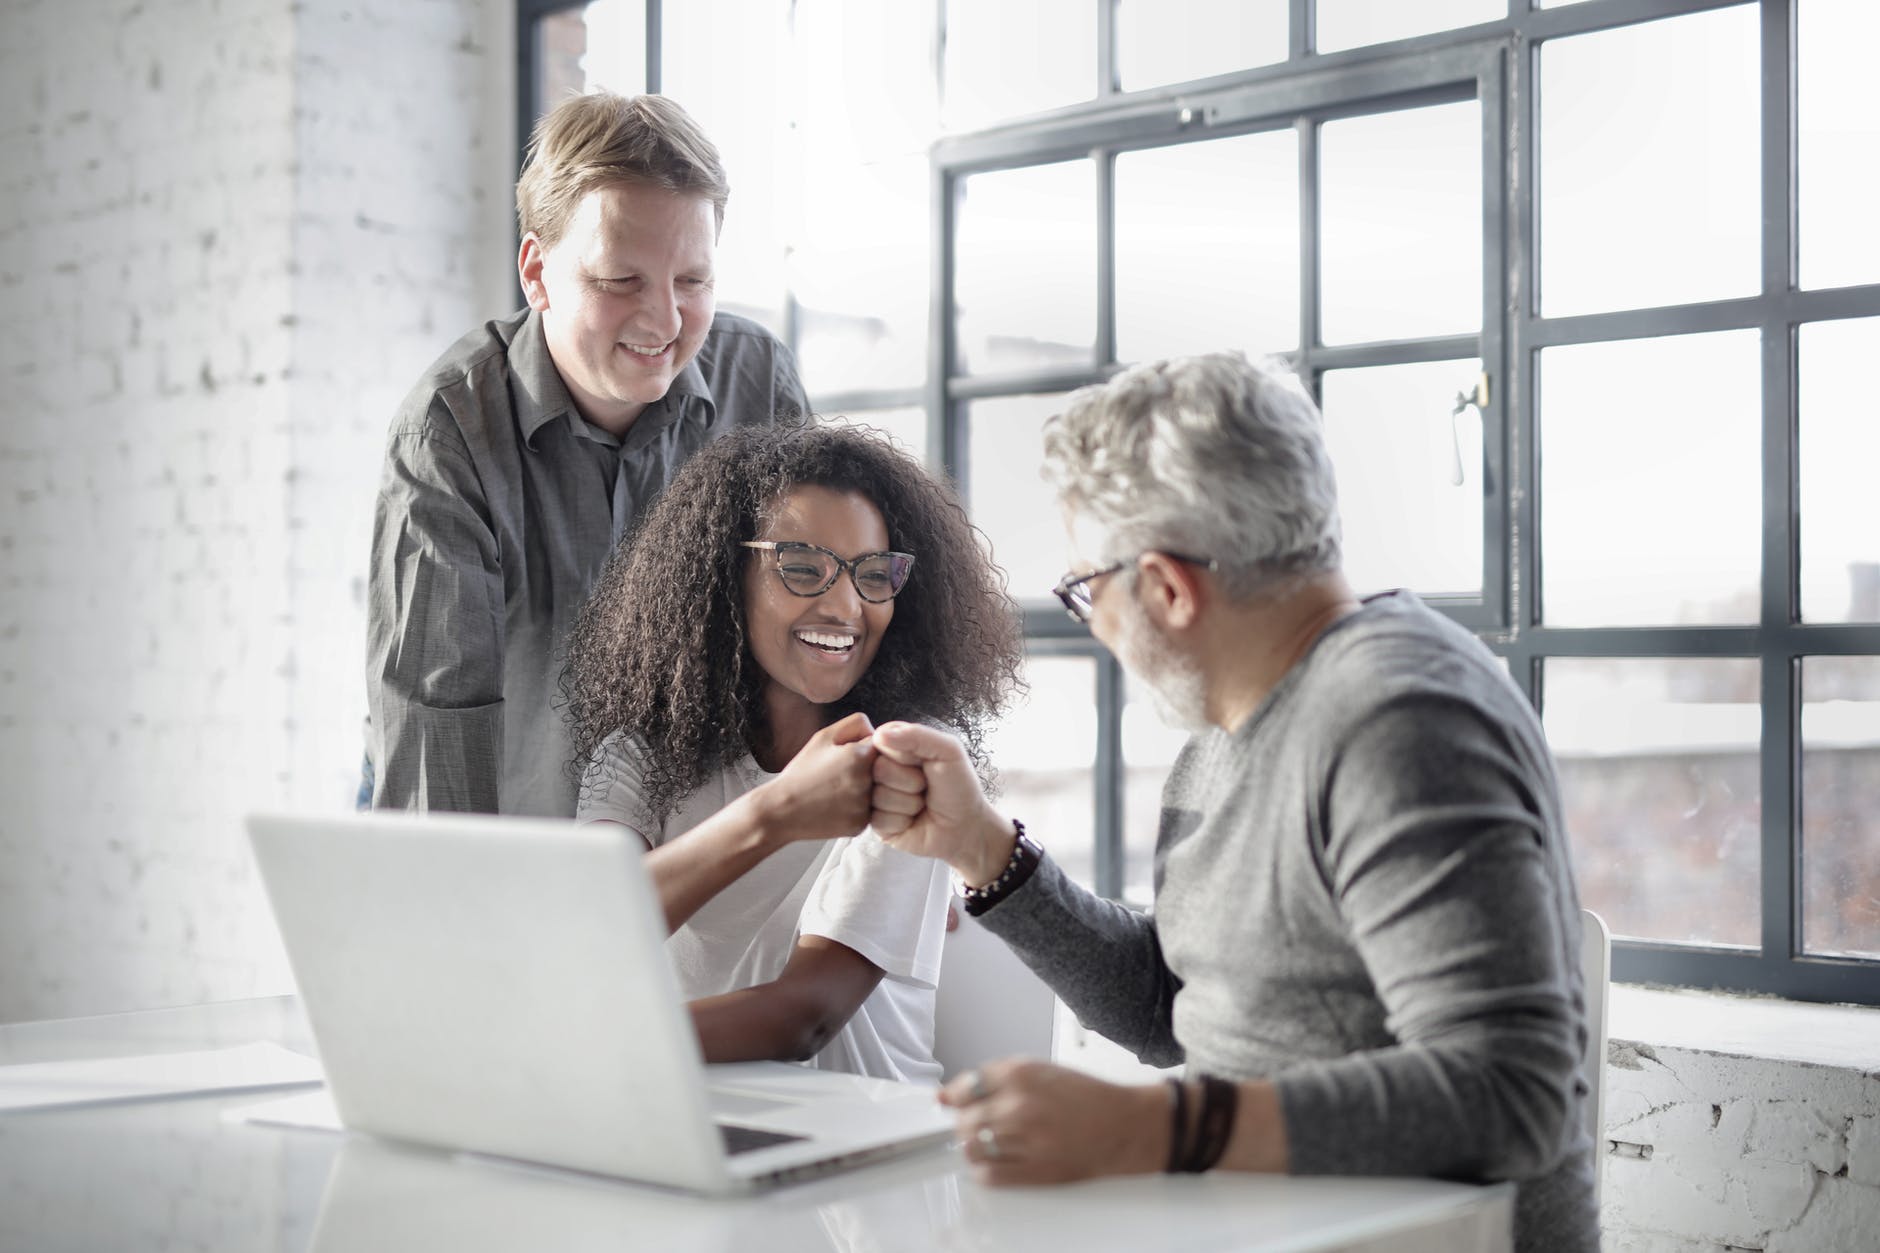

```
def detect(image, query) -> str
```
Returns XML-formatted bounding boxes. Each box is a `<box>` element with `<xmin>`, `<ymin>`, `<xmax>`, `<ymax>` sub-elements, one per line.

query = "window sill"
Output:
<box><xmin>1609</xmin><ymin>984</ymin><xmax>1880</xmax><ymax>1072</ymax></box>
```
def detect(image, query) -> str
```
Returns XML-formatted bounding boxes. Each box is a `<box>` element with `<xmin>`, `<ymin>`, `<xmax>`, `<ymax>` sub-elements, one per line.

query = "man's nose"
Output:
<box><xmin>635</xmin><ymin>279</ymin><xmax>682</xmax><ymax>340</ymax></box>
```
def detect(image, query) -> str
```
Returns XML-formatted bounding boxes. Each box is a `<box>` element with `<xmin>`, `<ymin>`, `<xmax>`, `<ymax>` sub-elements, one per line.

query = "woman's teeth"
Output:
<box><xmin>795</xmin><ymin>629</ymin><xmax>855</xmax><ymax>653</ymax></box>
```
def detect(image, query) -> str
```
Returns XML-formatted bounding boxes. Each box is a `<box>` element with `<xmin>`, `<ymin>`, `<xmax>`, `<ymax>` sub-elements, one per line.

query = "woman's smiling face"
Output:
<box><xmin>743</xmin><ymin>485</ymin><xmax>896</xmax><ymax>718</ymax></box>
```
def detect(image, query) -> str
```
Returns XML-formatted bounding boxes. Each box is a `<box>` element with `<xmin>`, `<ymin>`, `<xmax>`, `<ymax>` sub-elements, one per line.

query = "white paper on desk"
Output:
<box><xmin>0</xmin><ymin>1041</ymin><xmax>324</xmax><ymax>1112</ymax></box>
<box><xmin>228</xmin><ymin>1087</ymin><xmax>344</xmax><ymax>1133</ymax></box>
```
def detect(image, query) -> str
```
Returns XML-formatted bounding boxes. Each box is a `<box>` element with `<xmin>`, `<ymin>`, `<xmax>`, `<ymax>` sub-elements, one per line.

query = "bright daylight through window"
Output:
<box><xmin>522</xmin><ymin>0</ymin><xmax>1880</xmax><ymax>1004</ymax></box>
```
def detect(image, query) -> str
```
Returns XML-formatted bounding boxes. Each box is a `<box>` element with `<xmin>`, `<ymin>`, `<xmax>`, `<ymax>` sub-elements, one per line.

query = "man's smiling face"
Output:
<box><xmin>522</xmin><ymin>181</ymin><xmax>717</xmax><ymax>435</ymax></box>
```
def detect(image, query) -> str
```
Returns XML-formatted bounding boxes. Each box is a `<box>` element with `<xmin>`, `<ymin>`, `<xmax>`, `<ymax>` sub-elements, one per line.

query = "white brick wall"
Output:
<box><xmin>1602</xmin><ymin>989</ymin><xmax>1880</xmax><ymax>1252</ymax></box>
<box><xmin>284</xmin><ymin>0</ymin><xmax>510</xmax><ymax>815</ymax></box>
<box><xmin>0</xmin><ymin>0</ymin><xmax>515</xmax><ymax>1022</ymax></box>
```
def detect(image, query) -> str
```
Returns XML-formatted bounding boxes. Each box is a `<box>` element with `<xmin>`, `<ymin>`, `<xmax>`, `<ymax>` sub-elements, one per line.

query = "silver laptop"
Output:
<box><xmin>247</xmin><ymin>810</ymin><xmax>954</xmax><ymax>1193</ymax></box>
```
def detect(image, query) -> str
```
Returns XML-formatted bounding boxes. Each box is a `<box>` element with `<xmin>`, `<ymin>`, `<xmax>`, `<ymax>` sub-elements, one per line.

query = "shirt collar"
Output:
<box><xmin>510</xmin><ymin>308</ymin><xmax>577</xmax><ymax>448</ymax></box>
<box><xmin>623</xmin><ymin>355</ymin><xmax>713</xmax><ymax>452</ymax></box>
<box><xmin>511</xmin><ymin>308</ymin><xmax>718</xmax><ymax>452</ymax></box>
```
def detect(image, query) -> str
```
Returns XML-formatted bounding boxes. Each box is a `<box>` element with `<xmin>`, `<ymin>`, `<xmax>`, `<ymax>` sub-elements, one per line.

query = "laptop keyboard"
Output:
<box><xmin>718</xmin><ymin>1122</ymin><xmax>809</xmax><ymax>1156</ymax></box>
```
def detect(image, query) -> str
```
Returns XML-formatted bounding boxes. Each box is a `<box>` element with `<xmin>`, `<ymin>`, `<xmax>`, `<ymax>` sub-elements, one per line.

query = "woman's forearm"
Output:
<box><xmin>637</xmin><ymin>790</ymin><xmax>782</xmax><ymax>932</ymax></box>
<box><xmin>687</xmin><ymin>937</ymin><xmax>885</xmax><ymax>1063</ymax></box>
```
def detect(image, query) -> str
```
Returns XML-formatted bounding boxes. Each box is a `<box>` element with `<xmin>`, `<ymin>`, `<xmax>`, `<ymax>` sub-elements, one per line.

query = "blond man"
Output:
<box><xmin>367</xmin><ymin>93</ymin><xmax>806</xmax><ymax>815</ymax></box>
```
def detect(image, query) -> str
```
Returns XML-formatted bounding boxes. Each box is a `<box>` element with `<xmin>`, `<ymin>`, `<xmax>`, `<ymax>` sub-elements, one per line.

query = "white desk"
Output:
<box><xmin>0</xmin><ymin>997</ymin><xmax>1513</xmax><ymax>1253</ymax></box>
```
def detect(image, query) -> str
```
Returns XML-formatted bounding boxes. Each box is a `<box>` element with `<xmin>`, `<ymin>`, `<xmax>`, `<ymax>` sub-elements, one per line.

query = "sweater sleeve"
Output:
<box><xmin>1275</xmin><ymin>692</ymin><xmax>1582</xmax><ymax>1183</ymax></box>
<box><xmin>974</xmin><ymin>855</ymin><xmax>1187</xmax><ymax>1068</ymax></box>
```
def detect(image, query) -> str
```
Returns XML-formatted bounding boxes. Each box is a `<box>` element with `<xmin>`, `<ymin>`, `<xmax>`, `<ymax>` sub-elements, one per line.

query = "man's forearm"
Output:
<box><xmin>975</xmin><ymin>855</ymin><xmax>1185</xmax><ymax>1067</ymax></box>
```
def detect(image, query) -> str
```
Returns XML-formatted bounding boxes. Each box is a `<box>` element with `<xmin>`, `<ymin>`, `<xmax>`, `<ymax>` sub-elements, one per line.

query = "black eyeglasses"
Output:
<box><xmin>1052</xmin><ymin>552</ymin><xmax>1216</xmax><ymax>624</ymax></box>
<box><xmin>742</xmin><ymin>541</ymin><xmax>916</xmax><ymax>603</ymax></box>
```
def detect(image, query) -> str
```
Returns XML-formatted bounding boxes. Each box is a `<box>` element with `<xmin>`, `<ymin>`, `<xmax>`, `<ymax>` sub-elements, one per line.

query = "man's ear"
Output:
<box><xmin>1136</xmin><ymin>551</ymin><xmax>1205</xmax><ymax>632</ymax></box>
<box><xmin>518</xmin><ymin>233</ymin><xmax>551</xmax><ymax>312</ymax></box>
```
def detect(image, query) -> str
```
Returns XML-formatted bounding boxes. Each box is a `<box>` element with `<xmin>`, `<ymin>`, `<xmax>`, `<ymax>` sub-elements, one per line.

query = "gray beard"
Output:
<box><xmin>1112</xmin><ymin>593</ymin><xmax>1212</xmax><ymax>734</ymax></box>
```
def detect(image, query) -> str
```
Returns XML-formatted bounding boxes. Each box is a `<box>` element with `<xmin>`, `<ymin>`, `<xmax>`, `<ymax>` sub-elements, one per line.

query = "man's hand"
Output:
<box><xmin>868</xmin><ymin>721</ymin><xmax>1014</xmax><ymax>885</ymax></box>
<box><xmin>939</xmin><ymin>1059</ymin><xmax>1167</xmax><ymax>1185</ymax></box>
<box><xmin>749</xmin><ymin>712</ymin><xmax>878</xmax><ymax>845</ymax></box>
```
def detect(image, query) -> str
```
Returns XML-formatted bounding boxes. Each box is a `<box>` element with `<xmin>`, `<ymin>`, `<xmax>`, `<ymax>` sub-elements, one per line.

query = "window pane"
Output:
<box><xmin>1322</xmin><ymin>359</ymin><xmax>1484</xmax><ymax>599</ymax></box>
<box><xmin>943</xmin><ymin>0</ymin><xmax>1094</xmax><ymax>133</ymax></box>
<box><xmin>1115</xmin><ymin>132</ymin><xmax>1300</xmax><ymax>364</ymax></box>
<box><xmin>533</xmin><ymin>1</ymin><xmax>647</xmax><ymax>112</ymax></box>
<box><xmin>662</xmin><ymin>0</ymin><xmax>790</xmax><ymax>332</ymax></box>
<box><xmin>1539</xmin><ymin>7</ymin><xmax>1760</xmax><ymax>317</ymax></box>
<box><xmin>820</xmin><ymin>408</ymin><xmax>929</xmax><ymax>465</ymax></box>
<box><xmin>1800</xmin><ymin>318</ymin><xmax>1880</xmax><ymax>623</ymax></box>
<box><xmin>967</xmin><ymin>394</ymin><xmax>1072</xmax><ymax>602</ymax></box>
<box><xmin>1544</xmin><ymin>657</ymin><xmax>1761</xmax><ymax>950</ymax></box>
<box><xmin>1315</xmin><ymin>0</ymin><xmax>1504</xmax><ymax>54</ymax></box>
<box><xmin>1539</xmin><ymin>331</ymin><xmax>1760</xmax><ymax>627</ymax></box>
<box><xmin>1118</xmin><ymin>0</ymin><xmax>1287</xmax><ymax>92</ymax></box>
<box><xmin>986</xmin><ymin>653</ymin><xmax>1098</xmax><ymax>890</ymax></box>
<box><xmin>1801</xmin><ymin>657</ymin><xmax>1880</xmax><ymax>960</ymax></box>
<box><xmin>1122</xmin><ymin>672</ymin><xmax>1189</xmax><ymax>909</ymax></box>
<box><xmin>792</xmin><ymin>1</ymin><xmax>937</xmax><ymax>393</ymax></box>
<box><xmin>956</xmin><ymin>163</ymin><xmax>1095</xmax><ymax>376</ymax></box>
<box><xmin>793</xmin><ymin>155</ymin><xmax>930</xmax><ymax>393</ymax></box>
<box><xmin>1320</xmin><ymin>101</ymin><xmax>1482</xmax><ymax>344</ymax></box>
<box><xmin>1799</xmin><ymin>0</ymin><xmax>1880</xmax><ymax>290</ymax></box>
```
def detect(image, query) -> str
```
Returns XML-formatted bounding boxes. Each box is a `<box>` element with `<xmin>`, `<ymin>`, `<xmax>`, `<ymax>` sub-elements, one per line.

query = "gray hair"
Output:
<box><xmin>1040</xmin><ymin>351</ymin><xmax>1342</xmax><ymax>601</ymax></box>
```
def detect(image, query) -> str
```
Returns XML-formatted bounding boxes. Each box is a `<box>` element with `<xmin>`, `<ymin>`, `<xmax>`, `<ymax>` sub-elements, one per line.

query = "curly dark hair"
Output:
<box><xmin>563</xmin><ymin>419</ymin><xmax>1024</xmax><ymax>825</ymax></box>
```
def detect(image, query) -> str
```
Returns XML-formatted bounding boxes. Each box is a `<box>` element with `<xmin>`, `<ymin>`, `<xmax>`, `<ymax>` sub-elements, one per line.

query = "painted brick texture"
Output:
<box><xmin>1603</xmin><ymin>1039</ymin><xmax>1880</xmax><ymax>1252</ymax></box>
<box><xmin>0</xmin><ymin>0</ymin><xmax>510</xmax><ymax>1022</ymax></box>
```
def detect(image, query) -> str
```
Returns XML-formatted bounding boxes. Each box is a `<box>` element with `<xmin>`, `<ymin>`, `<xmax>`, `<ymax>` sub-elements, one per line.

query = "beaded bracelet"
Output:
<box><xmin>958</xmin><ymin>820</ymin><xmax>1040</xmax><ymax>917</ymax></box>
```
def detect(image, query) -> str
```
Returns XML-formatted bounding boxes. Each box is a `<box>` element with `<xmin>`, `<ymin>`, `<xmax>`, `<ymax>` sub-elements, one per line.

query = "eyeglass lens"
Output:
<box><xmin>774</xmin><ymin>545</ymin><xmax>913</xmax><ymax>602</ymax></box>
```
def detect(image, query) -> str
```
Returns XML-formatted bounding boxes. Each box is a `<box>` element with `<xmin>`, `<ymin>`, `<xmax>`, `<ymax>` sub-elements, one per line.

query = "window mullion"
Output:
<box><xmin>1095</xmin><ymin>651</ymin><xmax>1125</xmax><ymax>900</ymax></box>
<box><xmin>1760</xmin><ymin>0</ymin><xmax>1800</xmax><ymax>970</ymax></box>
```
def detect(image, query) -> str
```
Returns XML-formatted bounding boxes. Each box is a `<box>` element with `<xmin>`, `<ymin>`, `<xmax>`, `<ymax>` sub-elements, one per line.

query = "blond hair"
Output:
<box><xmin>515</xmin><ymin>92</ymin><xmax>729</xmax><ymax>249</ymax></box>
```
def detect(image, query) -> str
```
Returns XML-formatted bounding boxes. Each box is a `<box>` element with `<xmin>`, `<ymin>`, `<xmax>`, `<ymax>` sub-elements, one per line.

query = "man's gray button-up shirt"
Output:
<box><xmin>366</xmin><ymin>307</ymin><xmax>807</xmax><ymax>817</ymax></box>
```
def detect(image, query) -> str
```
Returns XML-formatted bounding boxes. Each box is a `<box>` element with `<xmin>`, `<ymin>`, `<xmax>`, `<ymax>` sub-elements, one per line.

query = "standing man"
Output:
<box><xmin>367</xmin><ymin>92</ymin><xmax>806</xmax><ymax>816</ymax></box>
<box><xmin>868</xmin><ymin>353</ymin><xmax>1598</xmax><ymax>1252</ymax></box>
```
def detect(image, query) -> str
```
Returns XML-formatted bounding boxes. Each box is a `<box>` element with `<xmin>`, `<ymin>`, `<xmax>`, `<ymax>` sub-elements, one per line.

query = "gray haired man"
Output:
<box><xmin>868</xmin><ymin>352</ymin><xmax>1597</xmax><ymax>1252</ymax></box>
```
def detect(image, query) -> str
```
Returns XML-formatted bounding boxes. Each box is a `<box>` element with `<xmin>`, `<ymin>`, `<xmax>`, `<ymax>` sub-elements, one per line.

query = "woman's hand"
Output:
<box><xmin>749</xmin><ymin>711</ymin><xmax>879</xmax><ymax>845</ymax></box>
<box><xmin>941</xmin><ymin>1059</ymin><xmax>1168</xmax><ymax>1185</ymax></box>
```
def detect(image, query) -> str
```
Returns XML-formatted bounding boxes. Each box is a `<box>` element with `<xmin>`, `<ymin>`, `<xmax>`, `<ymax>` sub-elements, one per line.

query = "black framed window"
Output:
<box><xmin>520</xmin><ymin>0</ymin><xmax>1880</xmax><ymax>1005</ymax></box>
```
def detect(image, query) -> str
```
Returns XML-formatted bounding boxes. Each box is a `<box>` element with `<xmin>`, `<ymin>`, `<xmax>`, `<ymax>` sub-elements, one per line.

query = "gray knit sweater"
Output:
<box><xmin>979</xmin><ymin>591</ymin><xmax>1599</xmax><ymax>1252</ymax></box>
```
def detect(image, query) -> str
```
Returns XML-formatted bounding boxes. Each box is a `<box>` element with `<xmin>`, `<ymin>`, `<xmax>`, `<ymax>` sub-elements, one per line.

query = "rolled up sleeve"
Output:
<box><xmin>366</xmin><ymin>408</ymin><xmax>506</xmax><ymax>813</ymax></box>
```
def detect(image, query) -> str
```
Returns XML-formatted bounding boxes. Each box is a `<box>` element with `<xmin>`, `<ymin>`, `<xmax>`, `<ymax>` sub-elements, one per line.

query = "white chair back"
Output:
<box><xmin>1580</xmin><ymin>907</ymin><xmax>1612</xmax><ymax>1205</ymax></box>
<box><xmin>931</xmin><ymin>908</ymin><xmax>1057</xmax><ymax>1080</ymax></box>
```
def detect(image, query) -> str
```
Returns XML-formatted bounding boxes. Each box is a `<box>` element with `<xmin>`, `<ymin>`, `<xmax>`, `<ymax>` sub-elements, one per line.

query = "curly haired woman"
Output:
<box><xmin>563</xmin><ymin>419</ymin><xmax>1023</xmax><ymax>1083</ymax></box>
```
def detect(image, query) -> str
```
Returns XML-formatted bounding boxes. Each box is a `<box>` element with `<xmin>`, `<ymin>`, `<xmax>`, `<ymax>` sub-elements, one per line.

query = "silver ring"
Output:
<box><xmin>965</xmin><ymin>1069</ymin><xmax>991</xmax><ymax>1102</ymax></box>
<box><xmin>974</xmin><ymin>1125</ymin><xmax>1001</xmax><ymax>1159</ymax></box>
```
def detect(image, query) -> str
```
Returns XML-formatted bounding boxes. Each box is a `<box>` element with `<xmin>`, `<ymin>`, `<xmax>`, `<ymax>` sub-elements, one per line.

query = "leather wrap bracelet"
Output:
<box><xmin>1163</xmin><ymin>1078</ymin><xmax>1191</xmax><ymax>1174</ymax></box>
<box><xmin>1166</xmin><ymin>1073</ymin><xmax>1241</xmax><ymax>1173</ymax></box>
